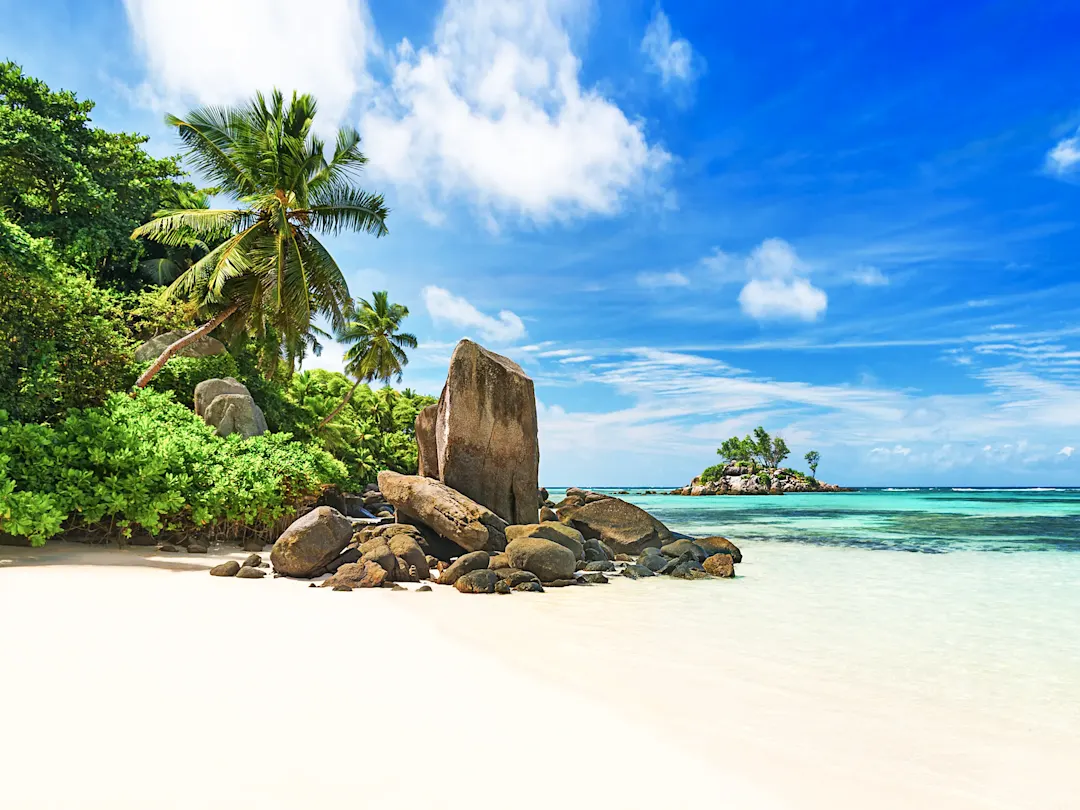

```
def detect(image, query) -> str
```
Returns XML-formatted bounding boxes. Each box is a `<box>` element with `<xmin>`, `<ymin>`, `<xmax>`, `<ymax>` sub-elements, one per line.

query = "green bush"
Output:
<box><xmin>757</xmin><ymin>471</ymin><xmax>772</xmax><ymax>488</ymax></box>
<box><xmin>143</xmin><ymin>354</ymin><xmax>239</xmax><ymax>407</ymax></box>
<box><xmin>0</xmin><ymin>251</ymin><xmax>135</xmax><ymax>423</ymax></box>
<box><xmin>700</xmin><ymin>463</ymin><xmax>727</xmax><ymax>483</ymax></box>
<box><xmin>0</xmin><ymin>389</ymin><xmax>346</xmax><ymax>546</ymax></box>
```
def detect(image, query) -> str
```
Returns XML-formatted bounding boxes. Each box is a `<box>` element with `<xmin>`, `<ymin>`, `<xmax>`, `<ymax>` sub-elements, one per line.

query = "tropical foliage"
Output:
<box><xmin>132</xmin><ymin>90</ymin><xmax>389</xmax><ymax>387</ymax></box>
<box><xmin>320</xmin><ymin>290</ymin><xmax>417</xmax><ymax>427</ymax></box>
<box><xmin>0</xmin><ymin>61</ymin><xmax>180</xmax><ymax>282</ymax></box>
<box><xmin>805</xmin><ymin>450</ymin><xmax>820</xmax><ymax>478</ymax></box>
<box><xmin>717</xmin><ymin>427</ymin><xmax>790</xmax><ymax>469</ymax></box>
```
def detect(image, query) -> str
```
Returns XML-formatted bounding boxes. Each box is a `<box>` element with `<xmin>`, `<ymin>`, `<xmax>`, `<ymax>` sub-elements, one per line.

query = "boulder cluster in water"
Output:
<box><xmin>672</xmin><ymin>464</ymin><xmax>848</xmax><ymax>496</ymax></box>
<box><xmin>227</xmin><ymin>339</ymin><xmax>742</xmax><ymax>591</ymax></box>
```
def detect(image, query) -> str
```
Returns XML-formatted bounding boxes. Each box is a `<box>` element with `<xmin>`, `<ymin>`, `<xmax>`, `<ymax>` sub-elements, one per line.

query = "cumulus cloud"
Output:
<box><xmin>737</xmin><ymin>239</ymin><xmax>827</xmax><ymax>321</ymax></box>
<box><xmin>870</xmin><ymin>445</ymin><xmax>912</xmax><ymax>457</ymax></box>
<box><xmin>122</xmin><ymin>0</ymin><xmax>375</xmax><ymax>126</ymax></box>
<box><xmin>421</xmin><ymin>285</ymin><xmax>526</xmax><ymax>343</ymax></box>
<box><xmin>850</xmin><ymin>265</ymin><xmax>889</xmax><ymax>286</ymax></box>
<box><xmin>637</xmin><ymin>270</ymin><xmax>690</xmax><ymax>288</ymax></box>
<box><xmin>640</xmin><ymin>8</ymin><xmax>696</xmax><ymax>86</ymax></box>
<box><xmin>361</xmin><ymin>0</ymin><xmax>670</xmax><ymax>224</ymax></box>
<box><xmin>1046</xmin><ymin>132</ymin><xmax>1080</xmax><ymax>175</ymax></box>
<box><xmin>1058</xmin><ymin>446</ymin><xmax>1074</xmax><ymax>457</ymax></box>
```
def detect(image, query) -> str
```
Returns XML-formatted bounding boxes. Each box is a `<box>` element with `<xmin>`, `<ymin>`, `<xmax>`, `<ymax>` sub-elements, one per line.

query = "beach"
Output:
<box><xmin>3</xmin><ymin>529</ymin><xmax>1078</xmax><ymax>809</ymax></box>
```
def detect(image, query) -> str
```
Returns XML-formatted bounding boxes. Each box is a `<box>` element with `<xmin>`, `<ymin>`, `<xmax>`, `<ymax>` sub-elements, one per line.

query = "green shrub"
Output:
<box><xmin>143</xmin><ymin>353</ymin><xmax>239</xmax><ymax>407</ymax></box>
<box><xmin>0</xmin><ymin>390</ymin><xmax>346</xmax><ymax>546</ymax></box>
<box><xmin>0</xmin><ymin>255</ymin><xmax>135</xmax><ymax>423</ymax></box>
<box><xmin>700</xmin><ymin>463</ymin><xmax>727</xmax><ymax>483</ymax></box>
<box><xmin>757</xmin><ymin>471</ymin><xmax>772</xmax><ymax>488</ymax></box>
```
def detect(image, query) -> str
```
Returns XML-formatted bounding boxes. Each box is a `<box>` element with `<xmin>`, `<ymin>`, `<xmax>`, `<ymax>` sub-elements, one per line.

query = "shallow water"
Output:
<box><xmin>557</xmin><ymin>487</ymin><xmax>1080</xmax><ymax>553</ymax></box>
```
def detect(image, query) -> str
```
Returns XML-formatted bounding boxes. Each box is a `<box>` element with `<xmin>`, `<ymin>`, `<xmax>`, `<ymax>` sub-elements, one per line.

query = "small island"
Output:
<box><xmin>672</xmin><ymin>427</ymin><xmax>849</xmax><ymax>495</ymax></box>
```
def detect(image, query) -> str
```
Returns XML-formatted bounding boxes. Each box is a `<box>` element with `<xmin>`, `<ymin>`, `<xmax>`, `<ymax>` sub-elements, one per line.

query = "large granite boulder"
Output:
<box><xmin>134</xmin><ymin>329</ymin><xmax>226</xmax><ymax>364</ymax></box>
<box><xmin>194</xmin><ymin>377</ymin><xmax>250</xmax><ymax>417</ymax></box>
<box><xmin>559</xmin><ymin>496</ymin><xmax>672</xmax><ymax>555</ymax></box>
<box><xmin>415</xmin><ymin>403</ymin><xmax>439</xmax><ymax>479</ymax></box>
<box><xmin>378</xmin><ymin>471</ymin><xmax>507</xmax><ymax>554</ymax></box>
<box><xmin>505</xmin><ymin>538</ymin><xmax>576</xmax><ymax>583</ymax></box>
<box><xmin>505</xmin><ymin>522</ymin><xmax>585</xmax><ymax>560</ymax></box>
<box><xmin>270</xmin><ymin>507</ymin><xmax>354</xmax><ymax>578</ymax></box>
<box><xmin>703</xmin><ymin>554</ymin><xmax>735</xmax><ymax>578</ymax></box>
<box><xmin>203</xmin><ymin>393</ymin><xmax>267</xmax><ymax>439</ymax></box>
<box><xmin>435</xmin><ymin>340</ymin><xmax>539</xmax><ymax>525</ymax></box>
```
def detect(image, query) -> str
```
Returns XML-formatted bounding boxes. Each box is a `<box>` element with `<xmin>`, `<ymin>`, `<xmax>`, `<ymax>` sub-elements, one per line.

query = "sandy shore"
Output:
<box><xmin>2</xmin><ymin>541</ymin><xmax>1077</xmax><ymax>809</ymax></box>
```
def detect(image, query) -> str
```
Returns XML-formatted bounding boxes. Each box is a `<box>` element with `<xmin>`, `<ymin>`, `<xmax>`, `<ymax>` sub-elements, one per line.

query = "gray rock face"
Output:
<box><xmin>505</xmin><ymin>522</ymin><xmax>585</xmax><ymax>560</ymax></box>
<box><xmin>194</xmin><ymin>377</ymin><xmax>250</xmax><ymax>417</ymax></box>
<box><xmin>378</xmin><ymin>471</ymin><xmax>507</xmax><ymax>554</ymax></box>
<box><xmin>270</xmin><ymin>506</ymin><xmax>354</xmax><ymax>578</ymax></box>
<box><xmin>505</xmin><ymin>538</ymin><xmax>576</xmax><ymax>583</ymax></box>
<box><xmin>203</xmin><ymin>393</ymin><xmax>268</xmax><ymax>439</ymax></box>
<box><xmin>134</xmin><ymin>329</ymin><xmax>225</xmax><ymax>364</ymax></box>
<box><xmin>559</xmin><ymin>496</ymin><xmax>672</xmax><ymax>556</ymax></box>
<box><xmin>435</xmin><ymin>340</ymin><xmax>539</xmax><ymax>525</ymax></box>
<box><xmin>415</xmin><ymin>403</ymin><xmax>439</xmax><ymax>479</ymax></box>
<box><xmin>660</xmin><ymin>540</ymin><xmax>707</xmax><ymax>562</ymax></box>
<box><xmin>439</xmin><ymin>551</ymin><xmax>490</xmax><ymax>586</ymax></box>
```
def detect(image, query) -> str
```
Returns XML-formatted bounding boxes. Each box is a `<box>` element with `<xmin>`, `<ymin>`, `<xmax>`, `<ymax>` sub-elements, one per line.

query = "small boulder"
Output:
<box><xmin>580</xmin><ymin>572</ymin><xmax>609</xmax><ymax>584</ymax></box>
<box><xmin>242</xmin><ymin>553</ymin><xmax>263</xmax><ymax>568</ymax></box>
<box><xmin>387</xmin><ymin>534</ymin><xmax>430</xmax><ymax>580</ymax></box>
<box><xmin>417</xmin><ymin>585</ymin><xmax>433</xmax><ymax>592</ymax></box>
<box><xmin>134</xmin><ymin>329</ymin><xmax>225</xmax><ymax>364</ymax></box>
<box><xmin>505</xmin><ymin>538</ymin><xmax>576</xmax><ymax>583</ymax></box>
<box><xmin>495</xmin><ymin>580</ymin><xmax>512</xmax><ymax>595</ymax></box>
<box><xmin>455</xmin><ymin>569</ymin><xmax>500</xmax><ymax>594</ymax></box>
<box><xmin>538</xmin><ymin>507</ymin><xmax>558</xmax><ymax>522</ymax></box>
<box><xmin>703</xmin><ymin>554</ymin><xmax>735</xmax><ymax>578</ymax></box>
<box><xmin>621</xmin><ymin>564</ymin><xmax>655</xmax><ymax>579</ymax></box>
<box><xmin>360</xmin><ymin>543</ymin><xmax>398</xmax><ymax>576</ymax></box>
<box><xmin>321</xmin><ymin>561</ymin><xmax>388</xmax><ymax>589</ymax></box>
<box><xmin>203</xmin><ymin>393</ymin><xmax>268</xmax><ymax>439</ymax></box>
<box><xmin>488</xmin><ymin>553</ymin><xmax>510</xmax><ymax>570</ymax></box>
<box><xmin>271</xmin><ymin>506</ymin><xmax>354</xmax><ymax>578</ymax></box>
<box><xmin>694</xmin><ymin>536</ymin><xmax>743</xmax><ymax>564</ymax></box>
<box><xmin>440</xmin><ymin>551</ymin><xmax>490</xmax><ymax>586</ymax></box>
<box><xmin>188</xmin><ymin>544</ymin><xmax>208</xmax><ymax>554</ymax></box>
<box><xmin>392</xmin><ymin>556</ymin><xmax>419</xmax><ymax>583</ymax></box>
<box><xmin>500</xmin><ymin>569</ymin><xmax>540</xmax><ymax>587</ymax></box>
<box><xmin>210</xmin><ymin>561</ymin><xmax>240</xmax><ymax>577</ymax></box>
<box><xmin>670</xmin><ymin>562</ymin><xmax>710</xmax><ymax>580</ymax></box>
<box><xmin>660</xmin><ymin>540</ymin><xmax>707</xmax><ymax>562</ymax></box>
<box><xmin>194</xmin><ymin>377</ymin><xmax>250</xmax><ymax>417</ymax></box>
<box><xmin>584</xmin><ymin>560</ymin><xmax>615</xmax><ymax>572</ymax></box>
<box><xmin>658</xmin><ymin>552</ymin><xmax>696</xmax><ymax>576</ymax></box>
<box><xmin>514</xmin><ymin>581</ymin><xmax>544</xmax><ymax>593</ymax></box>
<box><xmin>158</xmin><ymin>544</ymin><xmax>180</xmax><ymax>553</ymax></box>
<box><xmin>325</xmin><ymin>547</ymin><xmax>362</xmax><ymax>574</ymax></box>
<box><xmin>506</xmin><ymin>522</ymin><xmax>585</xmax><ymax>560</ymax></box>
<box><xmin>236</xmin><ymin>566</ymin><xmax>266</xmax><ymax>579</ymax></box>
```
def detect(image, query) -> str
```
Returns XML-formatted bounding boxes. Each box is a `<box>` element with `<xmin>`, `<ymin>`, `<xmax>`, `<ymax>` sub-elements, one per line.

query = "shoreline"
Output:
<box><xmin>3</xmin><ymin>540</ymin><xmax>1077</xmax><ymax>809</ymax></box>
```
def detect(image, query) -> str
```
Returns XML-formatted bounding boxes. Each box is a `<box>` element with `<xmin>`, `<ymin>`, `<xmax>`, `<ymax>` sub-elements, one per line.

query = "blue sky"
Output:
<box><xmin>4</xmin><ymin>0</ymin><xmax>1080</xmax><ymax>486</ymax></box>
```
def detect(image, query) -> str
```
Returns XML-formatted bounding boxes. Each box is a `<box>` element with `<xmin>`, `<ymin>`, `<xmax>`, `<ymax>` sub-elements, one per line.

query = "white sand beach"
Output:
<box><xmin>2</xmin><ymin>541</ymin><xmax>1078</xmax><ymax>810</ymax></box>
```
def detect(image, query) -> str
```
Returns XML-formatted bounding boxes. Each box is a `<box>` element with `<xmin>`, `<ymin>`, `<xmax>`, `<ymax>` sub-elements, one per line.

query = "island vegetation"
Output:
<box><xmin>0</xmin><ymin>63</ymin><xmax>432</xmax><ymax>547</ymax></box>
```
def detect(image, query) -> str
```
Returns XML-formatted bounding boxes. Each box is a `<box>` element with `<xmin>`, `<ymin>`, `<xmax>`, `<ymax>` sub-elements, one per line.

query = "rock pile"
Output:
<box><xmin>255</xmin><ymin>339</ymin><xmax>746</xmax><ymax>593</ymax></box>
<box><xmin>671</xmin><ymin>464</ymin><xmax>848</xmax><ymax>496</ymax></box>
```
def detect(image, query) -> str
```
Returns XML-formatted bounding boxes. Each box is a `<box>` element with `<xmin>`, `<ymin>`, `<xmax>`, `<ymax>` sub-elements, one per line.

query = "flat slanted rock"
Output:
<box><xmin>378</xmin><ymin>471</ymin><xmax>507</xmax><ymax>554</ymax></box>
<box><xmin>560</xmin><ymin>496</ymin><xmax>672</xmax><ymax>556</ymax></box>
<box><xmin>435</xmin><ymin>339</ymin><xmax>539</xmax><ymax>525</ymax></box>
<box><xmin>271</xmin><ymin>506</ymin><xmax>354</xmax><ymax>578</ymax></box>
<box><xmin>134</xmin><ymin>329</ymin><xmax>225</xmax><ymax>364</ymax></box>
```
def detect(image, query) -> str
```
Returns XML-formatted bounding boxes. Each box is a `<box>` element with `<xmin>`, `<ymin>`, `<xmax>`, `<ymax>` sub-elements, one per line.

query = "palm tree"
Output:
<box><xmin>318</xmin><ymin>290</ymin><xmax>416</xmax><ymax>428</ymax></box>
<box><xmin>136</xmin><ymin>187</ymin><xmax>225</xmax><ymax>286</ymax></box>
<box><xmin>131</xmin><ymin>89</ymin><xmax>389</xmax><ymax>388</ymax></box>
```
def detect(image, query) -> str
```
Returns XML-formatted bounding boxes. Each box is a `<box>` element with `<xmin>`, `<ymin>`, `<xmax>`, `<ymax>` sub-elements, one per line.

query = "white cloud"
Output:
<box><xmin>850</xmin><ymin>265</ymin><xmax>890</xmax><ymax>286</ymax></box>
<box><xmin>361</xmin><ymin>0</ymin><xmax>670</xmax><ymax>224</ymax></box>
<box><xmin>537</xmin><ymin>348</ymin><xmax>578</xmax><ymax>357</ymax></box>
<box><xmin>122</xmin><ymin>0</ymin><xmax>375</xmax><ymax>126</ymax></box>
<box><xmin>871</xmin><ymin>445</ymin><xmax>912</xmax><ymax>457</ymax></box>
<box><xmin>637</xmin><ymin>270</ymin><xmax>690</xmax><ymax>288</ymax></box>
<box><xmin>737</xmin><ymin>239</ymin><xmax>827</xmax><ymax>321</ymax></box>
<box><xmin>1058</xmin><ymin>446</ymin><xmax>1074</xmax><ymax>457</ymax></box>
<box><xmin>640</xmin><ymin>8</ymin><xmax>696</xmax><ymax>86</ymax></box>
<box><xmin>421</xmin><ymin>285</ymin><xmax>526</xmax><ymax>343</ymax></box>
<box><xmin>1046</xmin><ymin>132</ymin><xmax>1080</xmax><ymax>175</ymax></box>
<box><xmin>559</xmin><ymin>355</ymin><xmax>593</xmax><ymax>363</ymax></box>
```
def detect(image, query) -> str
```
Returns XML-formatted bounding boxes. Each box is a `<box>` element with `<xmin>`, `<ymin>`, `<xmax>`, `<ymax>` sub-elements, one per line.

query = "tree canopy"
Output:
<box><xmin>0</xmin><ymin>61</ymin><xmax>180</xmax><ymax>282</ymax></box>
<box><xmin>716</xmin><ymin>427</ymin><xmax>790</xmax><ymax>469</ymax></box>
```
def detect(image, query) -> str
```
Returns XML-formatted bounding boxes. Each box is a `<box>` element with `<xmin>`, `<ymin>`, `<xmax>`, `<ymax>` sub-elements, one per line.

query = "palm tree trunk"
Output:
<box><xmin>318</xmin><ymin>377</ymin><xmax>363</xmax><ymax>429</ymax></box>
<box><xmin>135</xmin><ymin>303</ymin><xmax>239</xmax><ymax>389</ymax></box>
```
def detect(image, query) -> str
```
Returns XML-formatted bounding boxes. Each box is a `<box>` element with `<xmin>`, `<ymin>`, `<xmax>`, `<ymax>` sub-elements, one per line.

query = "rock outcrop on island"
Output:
<box><xmin>672</xmin><ymin>464</ymin><xmax>847</xmax><ymax>496</ymax></box>
<box><xmin>433</xmin><ymin>339</ymin><xmax>539</xmax><ymax>525</ymax></box>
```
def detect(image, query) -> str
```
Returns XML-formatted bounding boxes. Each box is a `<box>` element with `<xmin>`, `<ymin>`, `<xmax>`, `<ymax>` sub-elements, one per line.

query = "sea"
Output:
<box><xmin>558</xmin><ymin>486</ymin><xmax>1080</xmax><ymax>553</ymax></box>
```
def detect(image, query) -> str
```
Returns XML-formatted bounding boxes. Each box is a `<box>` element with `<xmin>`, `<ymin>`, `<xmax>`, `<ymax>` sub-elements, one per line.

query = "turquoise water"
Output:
<box><xmin>558</xmin><ymin>488</ymin><xmax>1080</xmax><ymax>553</ymax></box>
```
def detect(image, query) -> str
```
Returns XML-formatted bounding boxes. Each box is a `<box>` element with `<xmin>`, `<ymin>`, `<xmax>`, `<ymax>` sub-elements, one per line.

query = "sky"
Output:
<box><xmin>3</xmin><ymin>0</ymin><xmax>1080</xmax><ymax>486</ymax></box>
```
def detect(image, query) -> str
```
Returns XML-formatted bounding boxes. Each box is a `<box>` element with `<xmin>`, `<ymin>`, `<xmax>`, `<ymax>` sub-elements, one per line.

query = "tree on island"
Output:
<box><xmin>805</xmin><ymin>450</ymin><xmax>820</xmax><ymax>478</ymax></box>
<box><xmin>132</xmin><ymin>89</ymin><xmax>390</xmax><ymax>389</ymax></box>
<box><xmin>319</xmin><ymin>291</ymin><xmax>417</xmax><ymax>428</ymax></box>
<box><xmin>716</xmin><ymin>426</ymin><xmax>790</xmax><ymax>469</ymax></box>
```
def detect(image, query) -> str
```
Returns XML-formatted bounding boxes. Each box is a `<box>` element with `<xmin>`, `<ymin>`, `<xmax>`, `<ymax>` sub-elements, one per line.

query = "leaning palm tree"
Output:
<box><xmin>318</xmin><ymin>290</ymin><xmax>416</xmax><ymax>428</ymax></box>
<box><xmin>136</xmin><ymin>187</ymin><xmax>225</xmax><ymax>286</ymax></box>
<box><xmin>132</xmin><ymin>90</ymin><xmax>389</xmax><ymax>388</ymax></box>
